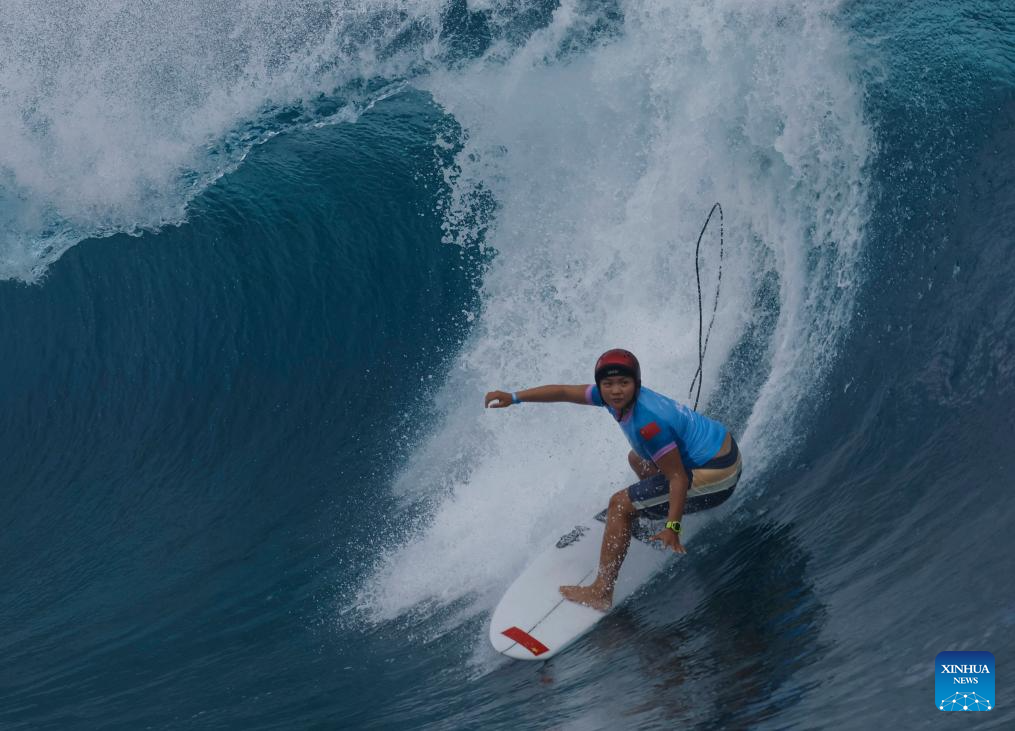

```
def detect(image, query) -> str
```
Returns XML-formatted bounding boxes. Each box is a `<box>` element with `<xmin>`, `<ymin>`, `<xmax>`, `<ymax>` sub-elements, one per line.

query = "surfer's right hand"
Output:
<box><xmin>650</xmin><ymin>529</ymin><xmax>687</xmax><ymax>554</ymax></box>
<box><xmin>485</xmin><ymin>390</ymin><xmax>514</xmax><ymax>408</ymax></box>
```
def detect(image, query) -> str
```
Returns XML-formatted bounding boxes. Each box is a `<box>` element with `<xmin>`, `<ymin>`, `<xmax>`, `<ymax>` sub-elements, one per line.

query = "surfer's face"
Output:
<box><xmin>599</xmin><ymin>376</ymin><xmax>636</xmax><ymax>411</ymax></box>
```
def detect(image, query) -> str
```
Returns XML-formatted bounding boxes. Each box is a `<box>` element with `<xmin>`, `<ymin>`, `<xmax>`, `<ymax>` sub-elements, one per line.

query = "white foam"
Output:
<box><xmin>357</xmin><ymin>0</ymin><xmax>871</xmax><ymax>631</ymax></box>
<box><xmin>0</xmin><ymin>0</ymin><xmax>449</xmax><ymax>282</ymax></box>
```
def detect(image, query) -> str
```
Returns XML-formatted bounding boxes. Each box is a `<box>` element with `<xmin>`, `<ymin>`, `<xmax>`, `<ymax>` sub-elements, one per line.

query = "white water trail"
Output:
<box><xmin>356</xmin><ymin>0</ymin><xmax>872</xmax><ymax>635</ymax></box>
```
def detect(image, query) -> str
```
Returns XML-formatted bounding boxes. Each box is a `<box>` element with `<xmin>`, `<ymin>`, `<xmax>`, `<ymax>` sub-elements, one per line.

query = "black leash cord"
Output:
<box><xmin>688</xmin><ymin>202</ymin><xmax>724</xmax><ymax>411</ymax></box>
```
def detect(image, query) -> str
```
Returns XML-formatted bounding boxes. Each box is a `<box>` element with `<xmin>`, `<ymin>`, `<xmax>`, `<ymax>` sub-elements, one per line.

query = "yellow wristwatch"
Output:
<box><xmin>665</xmin><ymin>520</ymin><xmax>682</xmax><ymax>535</ymax></box>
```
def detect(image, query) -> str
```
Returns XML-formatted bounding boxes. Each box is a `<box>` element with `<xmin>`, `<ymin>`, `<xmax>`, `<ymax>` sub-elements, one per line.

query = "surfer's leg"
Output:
<box><xmin>560</xmin><ymin>488</ymin><xmax>637</xmax><ymax>611</ymax></box>
<box><xmin>628</xmin><ymin>450</ymin><xmax>660</xmax><ymax>479</ymax></box>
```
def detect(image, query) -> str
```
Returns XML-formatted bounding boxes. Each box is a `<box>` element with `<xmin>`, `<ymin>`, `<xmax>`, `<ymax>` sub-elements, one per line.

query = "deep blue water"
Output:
<box><xmin>2</xmin><ymin>1</ymin><xmax>1014</xmax><ymax>729</ymax></box>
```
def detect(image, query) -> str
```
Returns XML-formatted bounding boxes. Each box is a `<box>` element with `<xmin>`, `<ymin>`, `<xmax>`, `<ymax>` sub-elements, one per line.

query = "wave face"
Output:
<box><xmin>2</xmin><ymin>1</ymin><xmax>1014</xmax><ymax>729</ymax></box>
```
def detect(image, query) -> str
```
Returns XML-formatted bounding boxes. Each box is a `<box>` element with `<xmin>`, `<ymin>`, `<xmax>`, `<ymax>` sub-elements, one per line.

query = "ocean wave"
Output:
<box><xmin>357</xmin><ymin>0</ymin><xmax>873</xmax><ymax>636</ymax></box>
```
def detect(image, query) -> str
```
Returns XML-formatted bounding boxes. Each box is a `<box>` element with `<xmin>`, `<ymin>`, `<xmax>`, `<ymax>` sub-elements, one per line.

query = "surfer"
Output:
<box><xmin>484</xmin><ymin>349</ymin><xmax>742</xmax><ymax>610</ymax></box>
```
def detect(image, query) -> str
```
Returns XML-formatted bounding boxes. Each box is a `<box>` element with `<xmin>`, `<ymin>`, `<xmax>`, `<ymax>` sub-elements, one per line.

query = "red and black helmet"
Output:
<box><xmin>594</xmin><ymin>349</ymin><xmax>641</xmax><ymax>386</ymax></box>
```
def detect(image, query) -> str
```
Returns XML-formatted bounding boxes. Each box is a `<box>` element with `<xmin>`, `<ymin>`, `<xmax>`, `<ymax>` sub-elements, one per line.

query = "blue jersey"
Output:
<box><xmin>585</xmin><ymin>384</ymin><xmax>727</xmax><ymax>468</ymax></box>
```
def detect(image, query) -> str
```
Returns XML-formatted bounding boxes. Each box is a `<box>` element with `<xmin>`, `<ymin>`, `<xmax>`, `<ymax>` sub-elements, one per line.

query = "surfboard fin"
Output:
<box><xmin>556</xmin><ymin>525</ymin><xmax>588</xmax><ymax>548</ymax></box>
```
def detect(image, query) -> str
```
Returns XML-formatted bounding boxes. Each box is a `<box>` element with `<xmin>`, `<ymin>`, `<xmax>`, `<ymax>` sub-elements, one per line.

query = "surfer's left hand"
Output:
<box><xmin>484</xmin><ymin>390</ymin><xmax>514</xmax><ymax>408</ymax></box>
<box><xmin>650</xmin><ymin>529</ymin><xmax>687</xmax><ymax>554</ymax></box>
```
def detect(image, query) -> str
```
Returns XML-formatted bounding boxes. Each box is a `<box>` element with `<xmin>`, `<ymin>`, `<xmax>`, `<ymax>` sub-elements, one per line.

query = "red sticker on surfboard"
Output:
<box><xmin>501</xmin><ymin>626</ymin><xmax>550</xmax><ymax>656</ymax></box>
<box><xmin>639</xmin><ymin>421</ymin><xmax>661</xmax><ymax>440</ymax></box>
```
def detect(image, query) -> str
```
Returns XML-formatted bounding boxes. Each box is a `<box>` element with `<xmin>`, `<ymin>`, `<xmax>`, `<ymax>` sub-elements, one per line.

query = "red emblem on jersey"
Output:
<box><xmin>639</xmin><ymin>421</ymin><xmax>661</xmax><ymax>440</ymax></box>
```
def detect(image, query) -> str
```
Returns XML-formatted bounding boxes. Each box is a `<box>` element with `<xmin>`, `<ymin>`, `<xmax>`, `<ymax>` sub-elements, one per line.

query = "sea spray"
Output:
<box><xmin>358</xmin><ymin>0</ymin><xmax>871</xmax><ymax>641</ymax></box>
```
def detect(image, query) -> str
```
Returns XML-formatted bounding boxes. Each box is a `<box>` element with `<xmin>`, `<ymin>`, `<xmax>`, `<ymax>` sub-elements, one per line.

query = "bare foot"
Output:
<box><xmin>559</xmin><ymin>583</ymin><xmax>612</xmax><ymax>611</ymax></box>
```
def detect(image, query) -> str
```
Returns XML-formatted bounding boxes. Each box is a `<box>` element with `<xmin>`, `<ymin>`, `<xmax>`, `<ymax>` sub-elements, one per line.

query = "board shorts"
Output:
<box><xmin>627</xmin><ymin>437</ymin><xmax>742</xmax><ymax>519</ymax></box>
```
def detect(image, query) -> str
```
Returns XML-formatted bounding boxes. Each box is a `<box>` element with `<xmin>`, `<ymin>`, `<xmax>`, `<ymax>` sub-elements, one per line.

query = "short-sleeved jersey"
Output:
<box><xmin>585</xmin><ymin>384</ymin><xmax>727</xmax><ymax>469</ymax></box>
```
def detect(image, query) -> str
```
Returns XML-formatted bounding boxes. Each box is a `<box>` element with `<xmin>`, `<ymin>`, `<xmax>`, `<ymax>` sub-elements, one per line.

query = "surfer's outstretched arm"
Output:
<box><xmin>484</xmin><ymin>385</ymin><xmax>589</xmax><ymax>408</ymax></box>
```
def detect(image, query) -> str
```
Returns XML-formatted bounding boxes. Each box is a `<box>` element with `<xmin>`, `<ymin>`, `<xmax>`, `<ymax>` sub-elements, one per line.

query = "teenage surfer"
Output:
<box><xmin>484</xmin><ymin>349</ymin><xmax>742</xmax><ymax>611</ymax></box>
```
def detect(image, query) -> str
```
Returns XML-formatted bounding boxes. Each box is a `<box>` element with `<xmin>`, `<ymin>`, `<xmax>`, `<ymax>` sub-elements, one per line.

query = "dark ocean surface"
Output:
<box><xmin>1</xmin><ymin>1</ymin><xmax>1013</xmax><ymax>728</ymax></box>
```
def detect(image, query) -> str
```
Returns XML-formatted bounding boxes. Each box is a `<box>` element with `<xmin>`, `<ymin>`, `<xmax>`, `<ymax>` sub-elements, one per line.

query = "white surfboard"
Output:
<box><xmin>489</xmin><ymin>512</ymin><xmax>671</xmax><ymax>660</ymax></box>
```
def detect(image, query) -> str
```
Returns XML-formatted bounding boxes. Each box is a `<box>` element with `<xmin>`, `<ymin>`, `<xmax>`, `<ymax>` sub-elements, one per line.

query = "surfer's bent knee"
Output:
<box><xmin>627</xmin><ymin>450</ymin><xmax>659</xmax><ymax>479</ymax></box>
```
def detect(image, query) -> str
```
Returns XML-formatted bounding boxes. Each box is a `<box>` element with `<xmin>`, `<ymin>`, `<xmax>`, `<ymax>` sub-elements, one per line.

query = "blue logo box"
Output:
<box><xmin>936</xmin><ymin>651</ymin><xmax>995</xmax><ymax>711</ymax></box>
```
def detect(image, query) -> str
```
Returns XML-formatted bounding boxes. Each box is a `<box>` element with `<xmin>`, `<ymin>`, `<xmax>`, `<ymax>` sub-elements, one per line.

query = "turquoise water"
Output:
<box><xmin>1</xmin><ymin>1</ymin><xmax>1013</xmax><ymax>728</ymax></box>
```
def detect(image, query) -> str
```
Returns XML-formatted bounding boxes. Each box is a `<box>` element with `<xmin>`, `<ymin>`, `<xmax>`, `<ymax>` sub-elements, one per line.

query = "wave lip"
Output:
<box><xmin>0</xmin><ymin>0</ymin><xmax>457</xmax><ymax>282</ymax></box>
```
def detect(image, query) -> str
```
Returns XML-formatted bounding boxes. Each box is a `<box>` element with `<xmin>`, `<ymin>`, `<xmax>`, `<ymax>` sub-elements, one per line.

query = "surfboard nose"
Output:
<box><xmin>490</xmin><ymin>516</ymin><xmax>670</xmax><ymax>661</ymax></box>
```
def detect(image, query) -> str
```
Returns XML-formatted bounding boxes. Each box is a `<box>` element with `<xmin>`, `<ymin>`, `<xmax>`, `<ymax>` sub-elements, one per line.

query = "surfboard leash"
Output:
<box><xmin>687</xmin><ymin>202</ymin><xmax>724</xmax><ymax>411</ymax></box>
